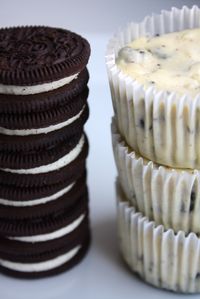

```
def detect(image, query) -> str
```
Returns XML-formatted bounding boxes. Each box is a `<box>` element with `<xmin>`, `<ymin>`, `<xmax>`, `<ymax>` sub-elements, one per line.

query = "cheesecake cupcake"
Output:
<box><xmin>116</xmin><ymin>182</ymin><xmax>200</xmax><ymax>293</ymax></box>
<box><xmin>112</xmin><ymin>118</ymin><xmax>200</xmax><ymax>234</ymax></box>
<box><xmin>106</xmin><ymin>5</ymin><xmax>200</xmax><ymax>169</ymax></box>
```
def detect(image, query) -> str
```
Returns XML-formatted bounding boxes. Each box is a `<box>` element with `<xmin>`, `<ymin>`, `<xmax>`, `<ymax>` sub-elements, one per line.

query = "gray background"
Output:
<box><xmin>0</xmin><ymin>1</ymin><xmax>198</xmax><ymax>298</ymax></box>
<box><xmin>0</xmin><ymin>0</ymin><xmax>198</xmax><ymax>33</ymax></box>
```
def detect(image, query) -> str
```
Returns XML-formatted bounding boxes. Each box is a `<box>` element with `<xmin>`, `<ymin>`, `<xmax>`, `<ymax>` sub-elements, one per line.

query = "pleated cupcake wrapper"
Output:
<box><xmin>117</xmin><ymin>182</ymin><xmax>200</xmax><ymax>293</ymax></box>
<box><xmin>106</xmin><ymin>5</ymin><xmax>200</xmax><ymax>169</ymax></box>
<box><xmin>112</xmin><ymin>118</ymin><xmax>200</xmax><ymax>234</ymax></box>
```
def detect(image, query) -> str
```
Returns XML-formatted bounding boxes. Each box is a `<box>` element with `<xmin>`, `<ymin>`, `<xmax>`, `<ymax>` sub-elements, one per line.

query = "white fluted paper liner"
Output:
<box><xmin>106</xmin><ymin>5</ymin><xmax>200</xmax><ymax>169</ymax></box>
<box><xmin>117</xmin><ymin>182</ymin><xmax>200</xmax><ymax>293</ymax></box>
<box><xmin>112</xmin><ymin>118</ymin><xmax>200</xmax><ymax>234</ymax></box>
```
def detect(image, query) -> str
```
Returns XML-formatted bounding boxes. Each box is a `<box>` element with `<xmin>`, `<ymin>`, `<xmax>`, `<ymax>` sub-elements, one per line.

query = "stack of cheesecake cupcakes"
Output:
<box><xmin>107</xmin><ymin>5</ymin><xmax>200</xmax><ymax>294</ymax></box>
<box><xmin>0</xmin><ymin>26</ymin><xmax>90</xmax><ymax>278</ymax></box>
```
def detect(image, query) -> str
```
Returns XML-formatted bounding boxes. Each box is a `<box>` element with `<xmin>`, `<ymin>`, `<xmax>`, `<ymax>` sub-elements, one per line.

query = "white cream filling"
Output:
<box><xmin>8</xmin><ymin>214</ymin><xmax>85</xmax><ymax>242</ymax></box>
<box><xmin>0</xmin><ymin>134</ymin><xmax>85</xmax><ymax>174</ymax></box>
<box><xmin>117</xmin><ymin>28</ymin><xmax>200</xmax><ymax>96</ymax></box>
<box><xmin>0</xmin><ymin>182</ymin><xmax>75</xmax><ymax>207</ymax></box>
<box><xmin>0</xmin><ymin>105</ymin><xmax>86</xmax><ymax>136</ymax></box>
<box><xmin>0</xmin><ymin>245</ymin><xmax>81</xmax><ymax>272</ymax></box>
<box><xmin>0</xmin><ymin>73</ymin><xmax>79</xmax><ymax>95</ymax></box>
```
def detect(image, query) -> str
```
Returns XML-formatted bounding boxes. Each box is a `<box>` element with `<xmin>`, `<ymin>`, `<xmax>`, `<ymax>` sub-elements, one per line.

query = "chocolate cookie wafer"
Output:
<box><xmin>0</xmin><ymin>169</ymin><xmax>85</xmax><ymax>202</ymax></box>
<box><xmin>0</xmin><ymin>230</ymin><xmax>90</xmax><ymax>279</ymax></box>
<box><xmin>0</xmin><ymin>26</ymin><xmax>90</xmax><ymax>87</ymax></box>
<box><xmin>0</xmin><ymin>68</ymin><xmax>89</xmax><ymax>114</ymax></box>
<box><xmin>0</xmin><ymin>218</ymin><xmax>89</xmax><ymax>263</ymax></box>
<box><xmin>0</xmin><ymin>171</ymin><xmax>87</xmax><ymax>219</ymax></box>
<box><xmin>0</xmin><ymin>104</ymin><xmax>89</xmax><ymax>152</ymax></box>
<box><xmin>0</xmin><ymin>87</ymin><xmax>88</xmax><ymax>131</ymax></box>
<box><xmin>0</xmin><ymin>214</ymin><xmax>89</xmax><ymax>257</ymax></box>
<box><xmin>0</xmin><ymin>134</ymin><xmax>88</xmax><ymax>187</ymax></box>
<box><xmin>0</xmin><ymin>186</ymin><xmax>88</xmax><ymax>237</ymax></box>
<box><xmin>0</xmin><ymin>131</ymin><xmax>82</xmax><ymax>169</ymax></box>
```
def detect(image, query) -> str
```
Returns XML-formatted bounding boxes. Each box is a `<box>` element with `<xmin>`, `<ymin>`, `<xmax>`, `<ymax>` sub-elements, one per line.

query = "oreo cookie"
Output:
<box><xmin>0</xmin><ymin>87</ymin><xmax>88</xmax><ymax>131</ymax></box>
<box><xmin>0</xmin><ymin>132</ymin><xmax>83</xmax><ymax>169</ymax></box>
<box><xmin>0</xmin><ymin>26</ymin><xmax>90</xmax><ymax>87</ymax></box>
<box><xmin>0</xmin><ymin>134</ymin><xmax>89</xmax><ymax>187</ymax></box>
<box><xmin>0</xmin><ymin>169</ymin><xmax>85</xmax><ymax>202</ymax></box>
<box><xmin>0</xmin><ymin>68</ymin><xmax>89</xmax><ymax>114</ymax></box>
<box><xmin>0</xmin><ymin>104</ymin><xmax>89</xmax><ymax>152</ymax></box>
<box><xmin>0</xmin><ymin>219</ymin><xmax>90</xmax><ymax>263</ymax></box>
<box><xmin>0</xmin><ymin>186</ymin><xmax>88</xmax><ymax>237</ymax></box>
<box><xmin>0</xmin><ymin>230</ymin><xmax>90</xmax><ymax>279</ymax></box>
<box><xmin>0</xmin><ymin>215</ymin><xmax>89</xmax><ymax>257</ymax></box>
<box><xmin>0</xmin><ymin>172</ymin><xmax>87</xmax><ymax>219</ymax></box>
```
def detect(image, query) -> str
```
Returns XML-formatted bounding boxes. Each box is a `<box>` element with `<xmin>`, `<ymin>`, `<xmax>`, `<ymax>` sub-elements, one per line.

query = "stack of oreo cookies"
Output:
<box><xmin>0</xmin><ymin>26</ymin><xmax>90</xmax><ymax>278</ymax></box>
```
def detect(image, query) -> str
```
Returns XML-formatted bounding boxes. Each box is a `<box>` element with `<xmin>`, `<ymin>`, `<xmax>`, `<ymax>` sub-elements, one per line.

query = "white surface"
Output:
<box><xmin>0</xmin><ymin>0</ymin><xmax>198</xmax><ymax>298</ymax></box>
